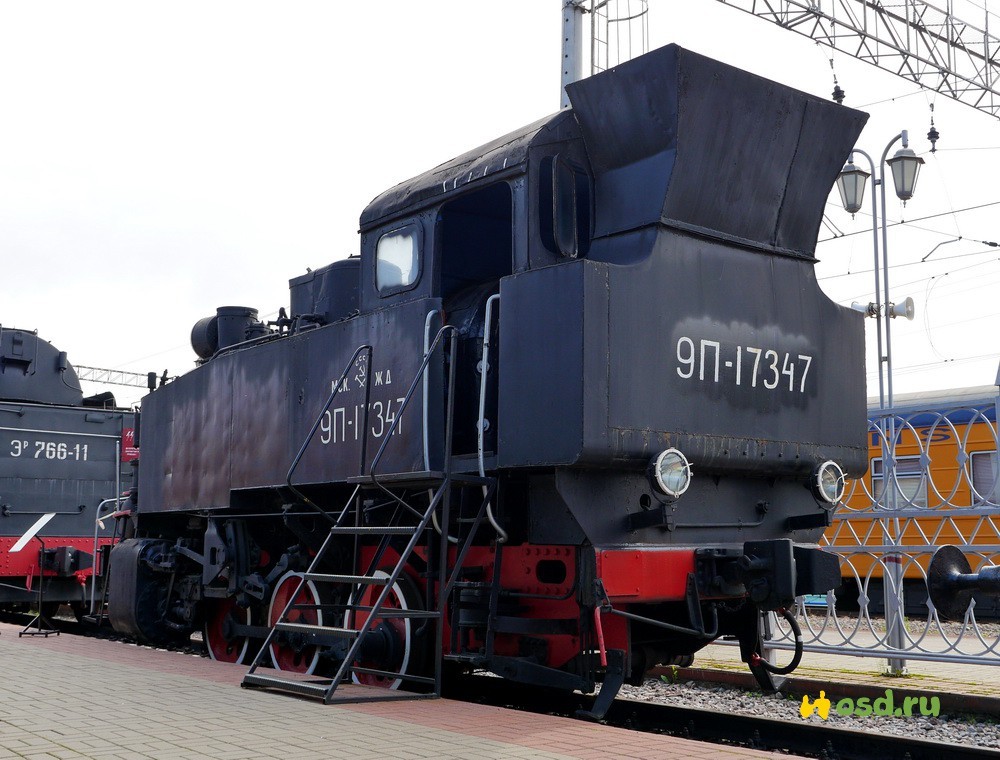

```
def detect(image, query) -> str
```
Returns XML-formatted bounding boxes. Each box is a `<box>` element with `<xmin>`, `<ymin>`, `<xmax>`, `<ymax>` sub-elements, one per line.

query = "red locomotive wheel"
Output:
<box><xmin>345</xmin><ymin>570</ymin><xmax>423</xmax><ymax>689</ymax></box>
<box><xmin>203</xmin><ymin>597</ymin><xmax>251</xmax><ymax>664</ymax></box>
<box><xmin>268</xmin><ymin>571</ymin><xmax>323</xmax><ymax>674</ymax></box>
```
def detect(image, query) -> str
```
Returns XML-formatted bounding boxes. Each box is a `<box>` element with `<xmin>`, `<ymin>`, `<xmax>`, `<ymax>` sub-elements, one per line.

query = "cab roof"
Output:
<box><xmin>360</xmin><ymin>111</ymin><xmax>576</xmax><ymax>231</ymax></box>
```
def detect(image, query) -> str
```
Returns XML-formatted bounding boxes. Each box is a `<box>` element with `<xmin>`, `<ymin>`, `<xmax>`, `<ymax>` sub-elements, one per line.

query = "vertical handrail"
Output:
<box><xmin>476</xmin><ymin>295</ymin><xmax>500</xmax><ymax>476</ymax></box>
<box><xmin>476</xmin><ymin>294</ymin><xmax>507</xmax><ymax>543</ymax></box>
<box><xmin>89</xmin><ymin>496</ymin><xmax>124</xmax><ymax>616</ymax></box>
<box><xmin>422</xmin><ymin>310</ymin><xmax>442</xmax><ymax>471</ymax></box>
<box><xmin>434</xmin><ymin>330</ymin><xmax>460</xmax><ymax>694</ymax></box>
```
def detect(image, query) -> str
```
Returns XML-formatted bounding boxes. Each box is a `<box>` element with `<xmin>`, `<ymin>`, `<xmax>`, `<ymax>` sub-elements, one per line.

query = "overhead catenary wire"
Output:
<box><xmin>880</xmin><ymin>350</ymin><xmax>1000</xmax><ymax>377</ymax></box>
<box><xmin>961</xmin><ymin>0</ymin><xmax>1000</xmax><ymax>26</ymax></box>
<box><xmin>921</xmin><ymin>266</ymin><xmax>1000</xmax><ymax>297</ymax></box>
<box><xmin>820</xmin><ymin>213</ymin><xmax>846</xmax><ymax>239</ymax></box>
<box><xmin>109</xmin><ymin>309</ymin><xmax>283</xmax><ymax>371</ymax></box>
<box><xmin>921</xmin><ymin>303</ymin><xmax>1000</xmax><ymax>331</ymax></box>
<box><xmin>904</xmin><ymin>222</ymin><xmax>990</xmax><ymax>240</ymax></box>
<box><xmin>818</xmin><ymin>200</ymin><xmax>1000</xmax><ymax>243</ymax></box>
<box><xmin>915</xmin><ymin>320</ymin><xmax>953</xmax><ymax>365</ymax></box>
<box><xmin>818</xmin><ymin>247</ymin><xmax>1000</xmax><ymax>283</ymax></box>
<box><xmin>854</xmin><ymin>88</ymin><xmax>928</xmax><ymax>109</ymax></box>
<box><xmin>842</xmin><ymin>252</ymin><xmax>1000</xmax><ymax>302</ymax></box>
<box><xmin>871</xmin><ymin>353</ymin><xmax>1000</xmax><ymax>378</ymax></box>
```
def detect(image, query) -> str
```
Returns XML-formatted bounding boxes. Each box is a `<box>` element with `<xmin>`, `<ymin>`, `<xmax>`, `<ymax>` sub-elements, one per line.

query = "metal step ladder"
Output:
<box><xmin>241</xmin><ymin>479</ymin><xmax>443</xmax><ymax>702</ymax></box>
<box><xmin>242</xmin><ymin>328</ymin><xmax>498</xmax><ymax>705</ymax></box>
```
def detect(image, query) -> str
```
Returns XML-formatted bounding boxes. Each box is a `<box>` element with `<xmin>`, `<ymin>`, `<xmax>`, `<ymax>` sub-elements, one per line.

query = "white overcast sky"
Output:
<box><xmin>1</xmin><ymin>1</ymin><xmax>998</xmax><ymax>406</ymax></box>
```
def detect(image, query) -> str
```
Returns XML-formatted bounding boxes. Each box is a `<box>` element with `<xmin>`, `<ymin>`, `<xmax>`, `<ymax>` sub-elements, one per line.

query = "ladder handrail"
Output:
<box><xmin>284</xmin><ymin>344</ymin><xmax>374</xmax><ymax>523</ymax></box>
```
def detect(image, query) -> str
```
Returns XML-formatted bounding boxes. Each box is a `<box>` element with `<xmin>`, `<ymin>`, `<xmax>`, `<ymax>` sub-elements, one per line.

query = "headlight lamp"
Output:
<box><xmin>647</xmin><ymin>448</ymin><xmax>691</xmax><ymax>499</ymax></box>
<box><xmin>811</xmin><ymin>460</ymin><xmax>846</xmax><ymax>506</ymax></box>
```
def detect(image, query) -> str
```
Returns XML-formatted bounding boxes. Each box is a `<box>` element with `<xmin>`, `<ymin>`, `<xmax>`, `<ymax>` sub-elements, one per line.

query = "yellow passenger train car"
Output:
<box><xmin>824</xmin><ymin>385</ymin><xmax>1000</xmax><ymax>615</ymax></box>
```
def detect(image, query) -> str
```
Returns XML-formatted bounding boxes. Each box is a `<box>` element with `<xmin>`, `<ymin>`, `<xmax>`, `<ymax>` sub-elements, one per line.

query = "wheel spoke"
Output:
<box><xmin>268</xmin><ymin>571</ymin><xmax>323</xmax><ymax>674</ymax></box>
<box><xmin>348</xmin><ymin>569</ymin><xmax>418</xmax><ymax>689</ymax></box>
<box><xmin>203</xmin><ymin>597</ymin><xmax>251</xmax><ymax>665</ymax></box>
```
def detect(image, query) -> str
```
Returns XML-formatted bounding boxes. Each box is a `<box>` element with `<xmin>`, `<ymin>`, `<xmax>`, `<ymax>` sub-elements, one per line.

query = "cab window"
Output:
<box><xmin>376</xmin><ymin>224</ymin><xmax>421</xmax><ymax>294</ymax></box>
<box><xmin>539</xmin><ymin>153</ymin><xmax>591</xmax><ymax>259</ymax></box>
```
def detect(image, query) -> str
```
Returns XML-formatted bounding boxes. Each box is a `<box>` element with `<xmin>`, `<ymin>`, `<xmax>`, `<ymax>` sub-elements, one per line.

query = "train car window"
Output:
<box><xmin>871</xmin><ymin>457</ymin><xmax>927</xmax><ymax>508</ymax></box>
<box><xmin>539</xmin><ymin>154</ymin><xmax>591</xmax><ymax>258</ymax></box>
<box><xmin>376</xmin><ymin>224</ymin><xmax>421</xmax><ymax>294</ymax></box>
<box><xmin>970</xmin><ymin>451</ymin><xmax>999</xmax><ymax>504</ymax></box>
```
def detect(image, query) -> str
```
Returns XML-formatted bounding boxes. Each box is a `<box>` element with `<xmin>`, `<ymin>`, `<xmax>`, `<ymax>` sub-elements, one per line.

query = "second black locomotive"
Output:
<box><xmin>0</xmin><ymin>327</ymin><xmax>135</xmax><ymax>619</ymax></box>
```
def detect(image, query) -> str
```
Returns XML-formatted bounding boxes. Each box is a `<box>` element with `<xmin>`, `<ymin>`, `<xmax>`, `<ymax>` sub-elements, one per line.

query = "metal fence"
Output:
<box><xmin>766</xmin><ymin>388</ymin><xmax>1000</xmax><ymax>672</ymax></box>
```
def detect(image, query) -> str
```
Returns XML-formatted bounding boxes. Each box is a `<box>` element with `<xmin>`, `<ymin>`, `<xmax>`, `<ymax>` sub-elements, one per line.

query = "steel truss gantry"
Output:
<box><xmin>717</xmin><ymin>0</ymin><xmax>1000</xmax><ymax>118</ymax></box>
<box><xmin>74</xmin><ymin>365</ymin><xmax>159</xmax><ymax>389</ymax></box>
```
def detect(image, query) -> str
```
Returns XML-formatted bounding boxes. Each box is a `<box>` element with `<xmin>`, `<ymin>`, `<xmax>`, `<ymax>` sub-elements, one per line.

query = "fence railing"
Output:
<box><xmin>767</xmin><ymin>390</ymin><xmax>1000</xmax><ymax>672</ymax></box>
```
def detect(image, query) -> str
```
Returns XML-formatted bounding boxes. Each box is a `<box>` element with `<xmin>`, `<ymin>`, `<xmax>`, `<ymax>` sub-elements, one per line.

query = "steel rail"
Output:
<box><xmin>454</xmin><ymin>674</ymin><xmax>1000</xmax><ymax>759</ymax></box>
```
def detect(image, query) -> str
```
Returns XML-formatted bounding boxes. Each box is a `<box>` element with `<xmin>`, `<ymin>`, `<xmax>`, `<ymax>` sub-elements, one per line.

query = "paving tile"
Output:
<box><xmin>0</xmin><ymin>621</ymin><xmax>782</xmax><ymax>760</ymax></box>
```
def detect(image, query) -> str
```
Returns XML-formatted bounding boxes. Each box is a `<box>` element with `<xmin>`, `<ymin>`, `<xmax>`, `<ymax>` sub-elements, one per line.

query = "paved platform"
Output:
<box><xmin>0</xmin><ymin>622</ymin><xmax>778</xmax><ymax>760</ymax></box>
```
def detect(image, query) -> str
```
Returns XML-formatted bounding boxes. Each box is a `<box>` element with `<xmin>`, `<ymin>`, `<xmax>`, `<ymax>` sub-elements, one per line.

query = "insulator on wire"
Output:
<box><xmin>927</xmin><ymin>103</ymin><xmax>939</xmax><ymax>153</ymax></box>
<box><xmin>828</xmin><ymin>54</ymin><xmax>845</xmax><ymax>105</ymax></box>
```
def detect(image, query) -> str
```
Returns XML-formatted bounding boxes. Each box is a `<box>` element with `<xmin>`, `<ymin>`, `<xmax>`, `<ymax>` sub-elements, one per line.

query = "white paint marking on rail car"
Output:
<box><xmin>11</xmin><ymin>513</ymin><xmax>57</xmax><ymax>553</ymax></box>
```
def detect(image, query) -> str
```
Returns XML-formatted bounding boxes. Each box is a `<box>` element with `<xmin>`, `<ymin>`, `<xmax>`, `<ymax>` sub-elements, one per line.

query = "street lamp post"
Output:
<box><xmin>836</xmin><ymin>130</ymin><xmax>925</xmax><ymax>676</ymax></box>
<box><xmin>878</xmin><ymin>132</ymin><xmax>924</xmax><ymax>414</ymax></box>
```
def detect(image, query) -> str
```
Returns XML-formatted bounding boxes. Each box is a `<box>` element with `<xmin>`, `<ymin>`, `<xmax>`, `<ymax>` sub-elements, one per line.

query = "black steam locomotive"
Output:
<box><xmin>0</xmin><ymin>327</ymin><xmax>135</xmax><ymax>618</ymax></box>
<box><xmin>108</xmin><ymin>45</ymin><xmax>868</xmax><ymax>714</ymax></box>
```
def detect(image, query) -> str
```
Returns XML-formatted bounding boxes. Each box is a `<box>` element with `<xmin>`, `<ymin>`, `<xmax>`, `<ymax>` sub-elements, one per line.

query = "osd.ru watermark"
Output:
<box><xmin>800</xmin><ymin>689</ymin><xmax>941</xmax><ymax>719</ymax></box>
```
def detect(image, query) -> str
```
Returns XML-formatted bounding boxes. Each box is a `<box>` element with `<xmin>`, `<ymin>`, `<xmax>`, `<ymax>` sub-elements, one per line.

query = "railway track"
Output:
<box><xmin>7</xmin><ymin>611</ymin><xmax>996</xmax><ymax>759</ymax></box>
<box><xmin>451</xmin><ymin>674</ymin><xmax>1000</xmax><ymax>760</ymax></box>
<box><xmin>0</xmin><ymin>609</ymin><xmax>203</xmax><ymax>654</ymax></box>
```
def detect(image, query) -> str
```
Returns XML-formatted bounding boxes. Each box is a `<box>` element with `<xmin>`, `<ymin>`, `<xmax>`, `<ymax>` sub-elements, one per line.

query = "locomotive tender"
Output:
<box><xmin>0</xmin><ymin>327</ymin><xmax>135</xmax><ymax>617</ymax></box>
<box><xmin>109</xmin><ymin>45</ymin><xmax>868</xmax><ymax>713</ymax></box>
